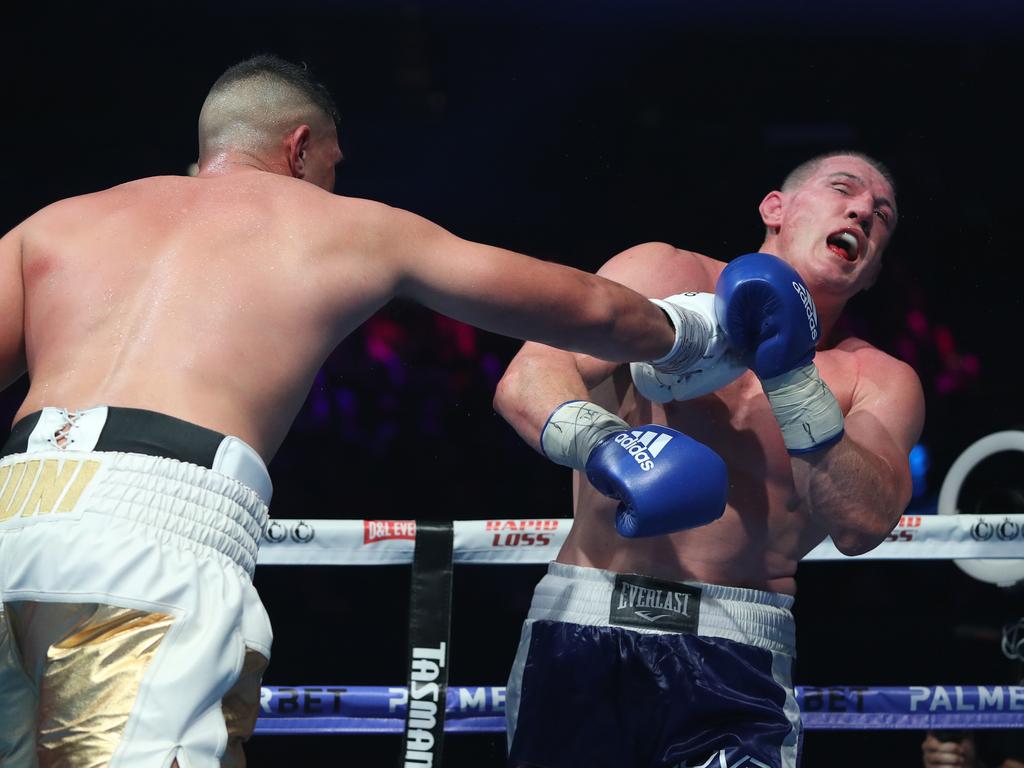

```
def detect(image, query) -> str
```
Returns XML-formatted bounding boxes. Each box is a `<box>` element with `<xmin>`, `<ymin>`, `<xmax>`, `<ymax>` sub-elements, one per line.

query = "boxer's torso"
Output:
<box><xmin>17</xmin><ymin>172</ymin><xmax>395</xmax><ymax>460</ymax></box>
<box><xmin>559</xmin><ymin>251</ymin><xmax>873</xmax><ymax>596</ymax></box>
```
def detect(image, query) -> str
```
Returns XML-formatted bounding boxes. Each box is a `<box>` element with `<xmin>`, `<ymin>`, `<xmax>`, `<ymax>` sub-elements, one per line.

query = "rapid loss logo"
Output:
<box><xmin>886</xmin><ymin>515</ymin><xmax>922</xmax><ymax>543</ymax></box>
<box><xmin>486</xmin><ymin>519</ymin><xmax>559</xmax><ymax>548</ymax></box>
<box><xmin>791</xmin><ymin>280</ymin><xmax>819</xmax><ymax>341</ymax></box>
<box><xmin>263</xmin><ymin>520</ymin><xmax>315</xmax><ymax>543</ymax></box>
<box><xmin>610</xmin><ymin>574</ymin><xmax>700</xmax><ymax>633</ymax></box>
<box><xmin>364</xmin><ymin>520</ymin><xmax>417</xmax><ymax>544</ymax></box>
<box><xmin>613</xmin><ymin>430</ymin><xmax>673</xmax><ymax>471</ymax></box>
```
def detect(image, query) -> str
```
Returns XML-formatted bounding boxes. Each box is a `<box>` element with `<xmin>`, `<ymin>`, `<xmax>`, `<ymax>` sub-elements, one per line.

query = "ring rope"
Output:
<box><xmin>254</xmin><ymin>684</ymin><xmax>1024</xmax><ymax>734</ymax></box>
<box><xmin>258</xmin><ymin>515</ymin><xmax>1024</xmax><ymax>567</ymax></box>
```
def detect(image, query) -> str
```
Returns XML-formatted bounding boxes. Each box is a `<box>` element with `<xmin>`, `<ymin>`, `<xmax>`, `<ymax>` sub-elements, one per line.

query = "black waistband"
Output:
<box><xmin>1</xmin><ymin>407</ymin><xmax>228</xmax><ymax>469</ymax></box>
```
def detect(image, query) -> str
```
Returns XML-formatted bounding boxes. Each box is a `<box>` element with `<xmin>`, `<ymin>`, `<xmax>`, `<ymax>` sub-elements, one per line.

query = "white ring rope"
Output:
<box><xmin>257</xmin><ymin>515</ymin><xmax>1024</xmax><ymax>567</ymax></box>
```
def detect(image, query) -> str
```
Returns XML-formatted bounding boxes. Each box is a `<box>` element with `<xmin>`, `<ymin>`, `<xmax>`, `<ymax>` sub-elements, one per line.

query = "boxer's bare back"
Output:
<box><xmin>1</xmin><ymin>163</ymin><xmax>676</xmax><ymax>461</ymax></box>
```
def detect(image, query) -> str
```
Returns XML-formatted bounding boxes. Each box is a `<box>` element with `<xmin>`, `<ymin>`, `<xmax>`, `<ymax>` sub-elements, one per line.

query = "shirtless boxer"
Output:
<box><xmin>0</xmin><ymin>55</ymin><xmax>728</xmax><ymax>767</ymax></box>
<box><xmin>495</xmin><ymin>152</ymin><xmax>926</xmax><ymax>768</ymax></box>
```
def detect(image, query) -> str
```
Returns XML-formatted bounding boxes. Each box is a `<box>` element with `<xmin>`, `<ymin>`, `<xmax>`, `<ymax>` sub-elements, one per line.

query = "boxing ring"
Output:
<box><xmin>252</xmin><ymin>433</ymin><xmax>1024</xmax><ymax>763</ymax></box>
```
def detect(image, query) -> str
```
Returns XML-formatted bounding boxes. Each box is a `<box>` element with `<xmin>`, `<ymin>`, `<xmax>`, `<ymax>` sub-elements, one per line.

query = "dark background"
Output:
<box><xmin>3</xmin><ymin>2</ymin><xmax>1023</xmax><ymax>765</ymax></box>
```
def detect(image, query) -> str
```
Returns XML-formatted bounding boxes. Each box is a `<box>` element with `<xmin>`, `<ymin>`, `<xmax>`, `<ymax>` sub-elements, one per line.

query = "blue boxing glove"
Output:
<box><xmin>714</xmin><ymin>252</ymin><xmax>844</xmax><ymax>454</ymax></box>
<box><xmin>540</xmin><ymin>401</ymin><xmax>727</xmax><ymax>537</ymax></box>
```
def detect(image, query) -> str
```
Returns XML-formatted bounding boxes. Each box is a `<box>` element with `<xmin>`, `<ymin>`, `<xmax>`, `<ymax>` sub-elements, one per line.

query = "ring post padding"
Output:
<box><xmin>401</xmin><ymin>521</ymin><xmax>454</xmax><ymax>768</ymax></box>
<box><xmin>937</xmin><ymin>431</ymin><xmax>1024</xmax><ymax>587</ymax></box>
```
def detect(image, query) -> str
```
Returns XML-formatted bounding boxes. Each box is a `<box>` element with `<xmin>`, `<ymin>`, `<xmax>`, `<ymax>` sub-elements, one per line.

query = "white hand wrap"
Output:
<box><xmin>648</xmin><ymin>293</ymin><xmax>715</xmax><ymax>374</ymax></box>
<box><xmin>761</xmin><ymin>363</ymin><xmax>844</xmax><ymax>454</ymax></box>
<box><xmin>540</xmin><ymin>400</ymin><xmax>629</xmax><ymax>471</ymax></box>
<box><xmin>630</xmin><ymin>292</ymin><xmax>746</xmax><ymax>403</ymax></box>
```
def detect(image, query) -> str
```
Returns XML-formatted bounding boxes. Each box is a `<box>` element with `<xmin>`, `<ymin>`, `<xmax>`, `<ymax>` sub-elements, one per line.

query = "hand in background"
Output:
<box><xmin>922</xmin><ymin>732</ymin><xmax>978</xmax><ymax>768</ymax></box>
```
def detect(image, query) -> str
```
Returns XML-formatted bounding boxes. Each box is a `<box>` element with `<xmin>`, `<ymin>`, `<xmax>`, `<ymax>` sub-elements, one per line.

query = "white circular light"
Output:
<box><xmin>937</xmin><ymin>431</ymin><xmax>1024</xmax><ymax>588</ymax></box>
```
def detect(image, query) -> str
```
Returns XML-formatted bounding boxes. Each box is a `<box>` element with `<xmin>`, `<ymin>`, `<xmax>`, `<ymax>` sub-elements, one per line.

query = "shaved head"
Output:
<box><xmin>198</xmin><ymin>55</ymin><xmax>340</xmax><ymax>163</ymax></box>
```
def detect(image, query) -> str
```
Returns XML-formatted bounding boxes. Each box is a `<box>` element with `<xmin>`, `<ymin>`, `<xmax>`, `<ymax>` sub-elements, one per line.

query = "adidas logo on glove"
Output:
<box><xmin>613</xmin><ymin>430</ymin><xmax>673</xmax><ymax>471</ymax></box>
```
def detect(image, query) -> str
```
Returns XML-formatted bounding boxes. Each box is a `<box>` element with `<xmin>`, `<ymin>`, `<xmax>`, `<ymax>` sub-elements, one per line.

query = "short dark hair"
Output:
<box><xmin>782</xmin><ymin>150</ymin><xmax>897</xmax><ymax>199</ymax></box>
<box><xmin>209</xmin><ymin>54</ymin><xmax>340</xmax><ymax>127</ymax></box>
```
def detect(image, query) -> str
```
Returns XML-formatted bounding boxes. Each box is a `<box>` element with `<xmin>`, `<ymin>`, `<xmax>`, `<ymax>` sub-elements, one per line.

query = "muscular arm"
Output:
<box><xmin>0</xmin><ymin>225</ymin><xmax>26</xmax><ymax>391</ymax></box>
<box><xmin>493</xmin><ymin>243</ymin><xmax>713</xmax><ymax>452</ymax></box>
<box><xmin>379</xmin><ymin>207</ymin><xmax>680</xmax><ymax>363</ymax></box>
<box><xmin>792</xmin><ymin>347</ymin><xmax>925</xmax><ymax>555</ymax></box>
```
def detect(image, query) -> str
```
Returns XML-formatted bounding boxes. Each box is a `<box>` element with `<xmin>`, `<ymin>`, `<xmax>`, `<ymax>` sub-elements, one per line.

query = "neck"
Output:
<box><xmin>197</xmin><ymin>150</ymin><xmax>288</xmax><ymax>179</ymax></box>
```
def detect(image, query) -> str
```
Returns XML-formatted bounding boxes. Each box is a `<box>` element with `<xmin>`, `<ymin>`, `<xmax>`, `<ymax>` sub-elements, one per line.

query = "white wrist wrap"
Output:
<box><xmin>649</xmin><ymin>296</ymin><xmax>714</xmax><ymax>374</ymax></box>
<box><xmin>631</xmin><ymin>292</ymin><xmax>745</xmax><ymax>403</ymax></box>
<box><xmin>540</xmin><ymin>400</ymin><xmax>629</xmax><ymax>471</ymax></box>
<box><xmin>762</xmin><ymin>363</ymin><xmax>844</xmax><ymax>454</ymax></box>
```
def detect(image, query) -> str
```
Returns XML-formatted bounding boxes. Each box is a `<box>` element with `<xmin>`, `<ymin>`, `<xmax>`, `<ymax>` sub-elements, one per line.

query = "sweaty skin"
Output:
<box><xmin>495</xmin><ymin>155</ymin><xmax>925</xmax><ymax>595</ymax></box>
<box><xmin>0</xmin><ymin>133</ymin><xmax>679</xmax><ymax>462</ymax></box>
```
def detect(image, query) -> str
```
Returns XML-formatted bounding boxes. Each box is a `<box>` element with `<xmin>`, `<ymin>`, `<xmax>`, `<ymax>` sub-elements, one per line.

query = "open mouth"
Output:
<box><xmin>826</xmin><ymin>230</ymin><xmax>861</xmax><ymax>262</ymax></box>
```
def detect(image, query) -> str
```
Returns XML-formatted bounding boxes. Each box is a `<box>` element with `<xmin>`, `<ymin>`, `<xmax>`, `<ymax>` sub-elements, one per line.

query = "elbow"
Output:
<box><xmin>492</xmin><ymin>370</ymin><xmax>517</xmax><ymax>420</ymax></box>
<box><xmin>830</xmin><ymin>511</ymin><xmax>902</xmax><ymax>557</ymax></box>
<box><xmin>831</xmin><ymin>530</ymin><xmax>886</xmax><ymax>557</ymax></box>
<box><xmin>493</xmin><ymin>358</ymin><xmax>534</xmax><ymax>423</ymax></box>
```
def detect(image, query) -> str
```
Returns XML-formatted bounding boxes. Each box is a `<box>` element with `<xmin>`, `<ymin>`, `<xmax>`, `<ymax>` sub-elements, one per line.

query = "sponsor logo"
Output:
<box><xmin>886</xmin><ymin>515</ymin><xmax>923</xmax><ymax>543</ymax></box>
<box><xmin>997</xmin><ymin>518</ymin><xmax>1020</xmax><ymax>541</ymax></box>
<box><xmin>260</xmin><ymin>686</ymin><xmax>348</xmax><ymax>714</ymax></box>
<box><xmin>291</xmin><ymin>521</ymin><xmax>315</xmax><ymax>543</ymax></box>
<box><xmin>487</xmin><ymin>521</ymin><xmax>559</xmax><ymax>548</ymax></box>
<box><xmin>799</xmin><ymin>686</ymin><xmax>869</xmax><ymax>712</ymax></box>
<box><xmin>364</xmin><ymin>520</ymin><xmax>417</xmax><ymax>544</ymax></box>
<box><xmin>791</xmin><ymin>280</ymin><xmax>819</xmax><ymax>341</ymax></box>
<box><xmin>263</xmin><ymin>520</ymin><xmax>316</xmax><ymax>544</ymax></box>
<box><xmin>971</xmin><ymin>519</ymin><xmax>995</xmax><ymax>541</ymax></box>
<box><xmin>610</xmin><ymin>574</ymin><xmax>700</xmax><ymax>633</ymax></box>
<box><xmin>909</xmin><ymin>686</ymin><xmax>1024</xmax><ymax>713</ymax></box>
<box><xmin>403</xmin><ymin>642</ymin><xmax>447</xmax><ymax>768</ymax></box>
<box><xmin>0</xmin><ymin>458</ymin><xmax>101</xmax><ymax>523</ymax></box>
<box><xmin>485</xmin><ymin>519</ymin><xmax>559</xmax><ymax>532</ymax></box>
<box><xmin>613</xmin><ymin>430</ymin><xmax>673</xmax><ymax>472</ymax></box>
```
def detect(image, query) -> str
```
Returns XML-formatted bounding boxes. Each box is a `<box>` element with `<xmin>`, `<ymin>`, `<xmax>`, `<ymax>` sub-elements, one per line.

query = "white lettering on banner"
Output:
<box><xmin>389</xmin><ymin>687</ymin><xmax>407</xmax><ymax>712</ymax></box>
<box><xmin>458</xmin><ymin>686</ymin><xmax>505</xmax><ymax>712</ymax></box>
<box><xmin>364</xmin><ymin>520</ymin><xmax>417</xmax><ymax>544</ymax></box>
<box><xmin>909</xmin><ymin>686</ymin><xmax>1024</xmax><ymax>712</ymax></box>
<box><xmin>460</xmin><ymin>688</ymin><xmax>486</xmax><ymax>711</ymax></box>
<box><xmin>259</xmin><ymin>687</ymin><xmax>272</xmax><ymax>712</ymax></box>
<box><xmin>980</xmin><ymin>687</ymin><xmax>1004</xmax><ymax>710</ymax></box>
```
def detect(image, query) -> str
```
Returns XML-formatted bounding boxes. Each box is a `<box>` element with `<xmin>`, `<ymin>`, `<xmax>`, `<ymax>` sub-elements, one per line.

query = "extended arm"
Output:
<box><xmin>792</xmin><ymin>348</ymin><xmax>924</xmax><ymax>555</ymax></box>
<box><xmin>382</xmin><ymin>207</ymin><xmax>682</xmax><ymax>363</ymax></box>
<box><xmin>0</xmin><ymin>225</ymin><xmax>26</xmax><ymax>391</ymax></box>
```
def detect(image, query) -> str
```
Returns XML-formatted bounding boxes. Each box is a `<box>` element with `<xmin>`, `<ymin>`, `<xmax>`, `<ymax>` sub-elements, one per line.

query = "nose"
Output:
<box><xmin>846</xmin><ymin>196</ymin><xmax>874</xmax><ymax>237</ymax></box>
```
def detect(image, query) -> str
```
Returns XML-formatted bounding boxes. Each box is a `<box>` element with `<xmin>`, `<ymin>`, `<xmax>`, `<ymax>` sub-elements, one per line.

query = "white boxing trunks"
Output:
<box><xmin>0</xmin><ymin>406</ymin><xmax>272</xmax><ymax>768</ymax></box>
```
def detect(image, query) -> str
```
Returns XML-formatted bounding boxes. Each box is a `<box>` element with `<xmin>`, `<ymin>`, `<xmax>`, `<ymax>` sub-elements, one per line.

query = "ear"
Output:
<box><xmin>758</xmin><ymin>190</ymin><xmax>784</xmax><ymax>231</ymax></box>
<box><xmin>285</xmin><ymin>125</ymin><xmax>312</xmax><ymax>179</ymax></box>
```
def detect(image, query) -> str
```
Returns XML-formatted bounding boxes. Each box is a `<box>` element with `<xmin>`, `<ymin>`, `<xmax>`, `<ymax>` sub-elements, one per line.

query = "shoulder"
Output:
<box><xmin>596</xmin><ymin>242</ymin><xmax>722</xmax><ymax>296</ymax></box>
<box><xmin>832</xmin><ymin>336</ymin><xmax>925</xmax><ymax>415</ymax></box>
<box><xmin>835</xmin><ymin>337</ymin><xmax>920</xmax><ymax>382</ymax></box>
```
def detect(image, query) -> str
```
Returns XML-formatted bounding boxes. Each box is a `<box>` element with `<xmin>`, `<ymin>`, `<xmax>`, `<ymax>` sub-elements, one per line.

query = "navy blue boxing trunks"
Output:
<box><xmin>506</xmin><ymin>563</ymin><xmax>800</xmax><ymax>768</ymax></box>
